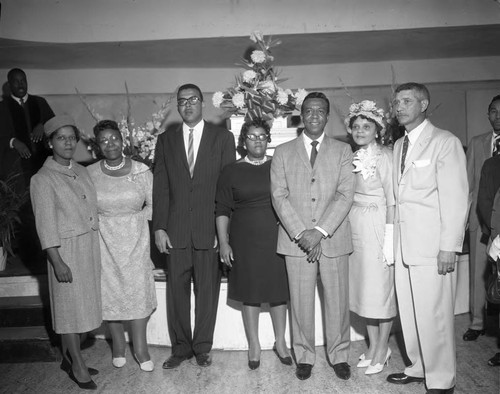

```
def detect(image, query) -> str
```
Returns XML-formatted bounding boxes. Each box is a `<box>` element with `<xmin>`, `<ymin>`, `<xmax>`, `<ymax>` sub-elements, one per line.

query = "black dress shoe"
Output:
<box><xmin>387</xmin><ymin>372</ymin><xmax>425</xmax><ymax>385</ymax></box>
<box><xmin>196</xmin><ymin>353</ymin><xmax>212</xmax><ymax>367</ymax></box>
<box><xmin>162</xmin><ymin>354</ymin><xmax>193</xmax><ymax>369</ymax></box>
<box><xmin>248</xmin><ymin>360</ymin><xmax>260</xmax><ymax>370</ymax></box>
<box><xmin>60</xmin><ymin>357</ymin><xmax>99</xmax><ymax>376</ymax></box>
<box><xmin>332</xmin><ymin>362</ymin><xmax>351</xmax><ymax>380</ymax></box>
<box><xmin>488</xmin><ymin>352</ymin><xmax>500</xmax><ymax>366</ymax></box>
<box><xmin>272</xmin><ymin>343</ymin><xmax>293</xmax><ymax>366</ymax></box>
<box><xmin>296</xmin><ymin>363</ymin><xmax>312</xmax><ymax>380</ymax></box>
<box><xmin>462</xmin><ymin>328</ymin><xmax>485</xmax><ymax>341</ymax></box>
<box><xmin>426</xmin><ymin>387</ymin><xmax>454</xmax><ymax>394</ymax></box>
<box><xmin>66</xmin><ymin>368</ymin><xmax>97</xmax><ymax>390</ymax></box>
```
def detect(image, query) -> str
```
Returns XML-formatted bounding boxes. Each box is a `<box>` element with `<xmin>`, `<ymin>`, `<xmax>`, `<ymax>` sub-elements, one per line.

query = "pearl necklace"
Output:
<box><xmin>244</xmin><ymin>156</ymin><xmax>268</xmax><ymax>166</ymax></box>
<box><xmin>104</xmin><ymin>158</ymin><xmax>125</xmax><ymax>171</ymax></box>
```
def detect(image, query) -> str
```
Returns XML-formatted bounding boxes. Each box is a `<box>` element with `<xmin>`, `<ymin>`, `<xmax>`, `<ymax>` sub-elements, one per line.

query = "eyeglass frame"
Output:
<box><xmin>177</xmin><ymin>96</ymin><xmax>202</xmax><ymax>106</ymax></box>
<box><xmin>245</xmin><ymin>134</ymin><xmax>270</xmax><ymax>142</ymax></box>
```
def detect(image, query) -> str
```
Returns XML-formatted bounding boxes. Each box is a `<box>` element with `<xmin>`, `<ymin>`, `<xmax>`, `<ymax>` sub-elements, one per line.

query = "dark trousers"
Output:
<box><xmin>166</xmin><ymin>246</ymin><xmax>221</xmax><ymax>357</ymax></box>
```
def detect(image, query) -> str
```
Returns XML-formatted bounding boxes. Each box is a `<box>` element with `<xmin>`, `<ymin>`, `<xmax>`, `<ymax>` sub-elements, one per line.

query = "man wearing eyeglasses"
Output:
<box><xmin>153</xmin><ymin>83</ymin><xmax>236</xmax><ymax>369</ymax></box>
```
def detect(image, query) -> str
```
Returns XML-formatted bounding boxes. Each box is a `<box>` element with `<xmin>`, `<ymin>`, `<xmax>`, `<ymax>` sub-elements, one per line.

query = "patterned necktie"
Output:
<box><xmin>493</xmin><ymin>134</ymin><xmax>500</xmax><ymax>157</ymax></box>
<box><xmin>19</xmin><ymin>97</ymin><xmax>32</xmax><ymax>133</ymax></box>
<box><xmin>187</xmin><ymin>128</ymin><xmax>195</xmax><ymax>177</ymax></box>
<box><xmin>310</xmin><ymin>141</ymin><xmax>319</xmax><ymax>168</ymax></box>
<box><xmin>401</xmin><ymin>135</ymin><xmax>410</xmax><ymax>174</ymax></box>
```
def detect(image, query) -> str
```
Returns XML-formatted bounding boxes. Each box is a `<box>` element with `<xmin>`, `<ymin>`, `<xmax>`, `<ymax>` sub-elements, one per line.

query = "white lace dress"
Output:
<box><xmin>88</xmin><ymin>160</ymin><xmax>157</xmax><ymax>320</ymax></box>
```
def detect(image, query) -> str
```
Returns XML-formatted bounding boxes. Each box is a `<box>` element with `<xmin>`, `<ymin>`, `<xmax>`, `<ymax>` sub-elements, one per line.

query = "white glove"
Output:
<box><xmin>488</xmin><ymin>235</ymin><xmax>500</xmax><ymax>261</ymax></box>
<box><xmin>383</xmin><ymin>224</ymin><xmax>394</xmax><ymax>266</ymax></box>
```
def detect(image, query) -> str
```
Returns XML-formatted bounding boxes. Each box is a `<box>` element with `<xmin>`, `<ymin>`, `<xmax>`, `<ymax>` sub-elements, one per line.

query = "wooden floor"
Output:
<box><xmin>0</xmin><ymin>313</ymin><xmax>498</xmax><ymax>394</ymax></box>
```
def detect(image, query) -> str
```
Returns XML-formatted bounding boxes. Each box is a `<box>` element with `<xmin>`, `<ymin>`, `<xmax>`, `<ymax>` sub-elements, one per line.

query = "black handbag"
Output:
<box><xmin>486</xmin><ymin>259</ymin><xmax>500</xmax><ymax>304</ymax></box>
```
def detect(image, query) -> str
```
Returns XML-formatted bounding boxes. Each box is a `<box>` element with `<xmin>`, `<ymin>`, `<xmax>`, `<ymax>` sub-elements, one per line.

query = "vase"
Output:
<box><xmin>0</xmin><ymin>246</ymin><xmax>7</xmax><ymax>271</ymax></box>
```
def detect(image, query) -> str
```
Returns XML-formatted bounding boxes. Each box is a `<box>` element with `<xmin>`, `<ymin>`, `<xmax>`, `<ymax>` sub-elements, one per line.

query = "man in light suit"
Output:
<box><xmin>464</xmin><ymin>95</ymin><xmax>500</xmax><ymax>341</ymax></box>
<box><xmin>271</xmin><ymin>92</ymin><xmax>355</xmax><ymax>381</ymax></box>
<box><xmin>387</xmin><ymin>83</ymin><xmax>468</xmax><ymax>394</ymax></box>
<box><xmin>153</xmin><ymin>83</ymin><xmax>235</xmax><ymax>369</ymax></box>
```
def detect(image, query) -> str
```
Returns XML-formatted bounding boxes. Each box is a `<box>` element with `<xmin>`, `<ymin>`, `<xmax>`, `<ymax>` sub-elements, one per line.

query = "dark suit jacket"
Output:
<box><xmin>477</xmin><ymin>155</ymin><xmax>500</xmax><ymax>237</ymax></box>
<box><xmin>152</xmin><ymin>121</ymin><xmax>235</xmax><ymax>249</ymax></box>
<box><xmin>0</xmin><ymin>95</ymin><xmax>54</xmax><ymax>183</ymax></box>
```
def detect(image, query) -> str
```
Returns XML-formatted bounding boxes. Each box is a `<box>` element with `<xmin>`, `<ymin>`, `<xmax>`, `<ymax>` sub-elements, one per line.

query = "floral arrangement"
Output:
<box><xmin>344</xmin><ymin>100</ymin><xmax>386</xmax><ymax>135</ymax></box>
<box><xmin>352</xmin><ymin>143</ymin><xmax>382</xmax><ymax>180</ymax></box>
<box><xmin>0</xmin><ymin>173</ymin><xmax>28</xmax><ymax>256</ymax></box>
<box><xmin>212</xmin><ymin>31</ymin><xmax>308</xmax><ymax>121</ymax></box>
<box><xmin>77</xmin><ymin>84</ymin><xmax>174</xmax><ymax>166</ymax></box>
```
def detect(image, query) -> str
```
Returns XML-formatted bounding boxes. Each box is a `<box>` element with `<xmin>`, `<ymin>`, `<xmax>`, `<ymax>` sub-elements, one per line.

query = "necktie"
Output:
<box><xmin>310</xmin><ymin>141</ymin><xmax>319</xmax><ymax>168</ymax></box>
<box><xmin>493</xmin><ymin>134</ymin><xmax>500</xmax><ymax>157</ymax></box>
<box><xmin>187</xmin><ymin>128</ymin><xmax>195</xmax><ymax>177</ymax></box>
<box><xmin>19</xmin><ymin>97</ymin><xmax>32</xmax><ymax>133</ymax></box>
<box><xmin>401</xmin><ymin>135</ymin><xmax>409</xmax><ymax>174</ymax></box>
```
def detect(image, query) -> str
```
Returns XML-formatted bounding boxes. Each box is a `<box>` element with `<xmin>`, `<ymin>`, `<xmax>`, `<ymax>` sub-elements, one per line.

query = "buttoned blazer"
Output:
<box><xmin>270</xmin><ymin>134</ymin><xmax>355</xmax><ymax>257</ymax></box>
<box><xmin>393</xmin><ymin>121</ymin><xmax>469</xmax><ymax>265</ymax></box>
<box><xmin>152</xmin><ymin>122</ymin><xmax>235</xmax><ymax>249</ymax></box>
<box><xmin>30</xmin><ymin>157</ymin><xmax>99</xmax><ymax>250</ymax></box>
<box><xmin>466</xmin><ymin>131</ymin><xmax>493</xmax><ymax>232</ymax></box>
<box><xmin>477</xmin><ymin>156</ymin><xmax>500</xmax><ymax>237</ymax></box>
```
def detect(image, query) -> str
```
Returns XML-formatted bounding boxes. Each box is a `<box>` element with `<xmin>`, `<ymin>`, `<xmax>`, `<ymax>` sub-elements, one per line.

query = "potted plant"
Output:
<box><xmin>0</xmin><ymin>173</ymin><xmax>28</xmax><ymax>270</ymax></box>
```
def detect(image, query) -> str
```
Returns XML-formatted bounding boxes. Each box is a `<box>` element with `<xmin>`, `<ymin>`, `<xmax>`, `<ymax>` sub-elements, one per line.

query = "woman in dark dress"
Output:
<box><xmin>216</xmin><ymin>118</ymin><xmax>291</xmax><ymax>370</ymax></box>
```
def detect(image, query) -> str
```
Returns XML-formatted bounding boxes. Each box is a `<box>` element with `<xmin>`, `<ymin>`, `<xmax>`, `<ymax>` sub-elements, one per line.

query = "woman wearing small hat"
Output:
<box><xmin>344</xmin><ymin>101</ymin><xmax>396</xmax><ymax>375</ymax></box>
<box><xmin>30</xmin><ymin>115</ymin><xmax>102</xmax><ymax>390</ymax></box>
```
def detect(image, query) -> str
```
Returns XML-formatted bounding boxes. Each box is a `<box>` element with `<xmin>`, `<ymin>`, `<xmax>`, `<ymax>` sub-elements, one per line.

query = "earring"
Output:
<box><xmin>376</xmin><ymin>134</ymin><xmax>379</xmax><ymax>138</ymax></box>
<box><xmin>49</xmin><ymin>144</ymin><xmax>53</xmax><ymax>149</ymax></box>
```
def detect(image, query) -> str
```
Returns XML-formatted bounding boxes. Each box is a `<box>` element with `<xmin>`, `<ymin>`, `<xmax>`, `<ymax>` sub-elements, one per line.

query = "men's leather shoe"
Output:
<box><xmin>196</xmin><ymin>353</ymin><xmax>212</xmax><ymax>367</ymax></box>
<box><xmin>162</xmin><ymin>354</ymin><xmax>193</xmax><ymax>369</ymax></box>
<box><xmin>426</xmin><ymin>387</ymin><xmax>454</xmax><ymax>393</ymax></box>
<box><xmin>488</xmin><ymin>352</ymin><xmax>500</xmax><ymax>366</ymax></box>
<box><xmin>296</xmin><ymin>363</ymin><xmax>312</xmax><ymax>380</ymax></box>
<box><xmin>462</xmin><ymin>328</ymin><xmax>485</xmax><ymax>341</ymax></box>
<box><xmin>332</xmin><ymin>362</ymin><xmax>351</xmax><ymax>380</ymax></box>
<box><xmin>387</xmin><ymin>372</ymin><xmax>425</xmax><ymax>385</ymax></box>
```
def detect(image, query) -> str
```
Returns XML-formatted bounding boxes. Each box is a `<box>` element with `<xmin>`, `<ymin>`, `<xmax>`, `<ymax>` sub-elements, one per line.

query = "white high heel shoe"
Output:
<box><xmin>112</xmin><ymin>356</ymin><xmax>126</xmax><ymax>368</ymax></box>
<box><xmin>356</xmin><ymin>353</ymin><xmax>372</xmax><ymax>368</ymax></box>
<box><xmin>365</xmin><ymin>348</ymin><xmax>391</xmax><ymax>375</ymax></box>
<box><xmin>134</xmin><ymin>354</ymin><xmax>154</xmax><ymax>372</ymax></box>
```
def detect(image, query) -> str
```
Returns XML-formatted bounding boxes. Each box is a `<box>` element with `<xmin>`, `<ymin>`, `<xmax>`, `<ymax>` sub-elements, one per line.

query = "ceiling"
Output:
<box><xmin>1</xmin><ymin>24</ymin><xmax>499</xmax><ymax>70</ymax></box>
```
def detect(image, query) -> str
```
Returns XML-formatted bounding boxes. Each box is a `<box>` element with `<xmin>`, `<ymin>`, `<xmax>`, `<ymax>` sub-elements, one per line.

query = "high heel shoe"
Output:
<box><xmin>134</xmin><ymin>353</ymin><xmax>154</xmax><ymax>372</ymax></box>
<box><xmin>356</xmin><ymin>353</ymin><xmax>372</xmax><ymax>368</ymax></box>
<box><xmin>60</xmin><ymin>356</ymin><xmax>99</xmax><ymax>375</ymax></box>
<box><xmin>248</xmin><ymin>360</ymin><xmax>260</xmax><ymax>370</ymax></box>
<box><xmin>272</xmin><ymin>342</ymin><xmax>293</xmax><ymax>366</ymax></box>
<box><xmin>365</xmin><ymin>348</ymin><xmax>391</xmax><ymax>375</ymax></box>
<box><xmin>112</xmin><ymin>357</ymin><xmax>126</xmax><ymax>368</ymax></box>
<box><xmin>66</xmin><ymin>367</ymin><xmax>97</xmax><ymax>390</ymax></box>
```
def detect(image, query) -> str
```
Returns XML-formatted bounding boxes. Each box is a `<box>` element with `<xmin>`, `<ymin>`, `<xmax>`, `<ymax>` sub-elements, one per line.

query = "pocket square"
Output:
<box><xmin>412</xmin><ymin>159</ymin><xmax>431</xmax><ymax>168</ymax></box>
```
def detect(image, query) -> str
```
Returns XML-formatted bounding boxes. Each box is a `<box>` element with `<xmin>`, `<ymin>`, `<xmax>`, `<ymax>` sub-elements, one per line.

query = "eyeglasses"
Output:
<box><xmin>246</xmin><ymin>134</ymin><xmax>269</xmax><ymax>141</ymax></box>
<box><xmin>54</xmin><ymin>135</ymin><xmax>77</xmax><ymax>142</ymax></box>
<box><xmin>177</xmin><ymin>96</ymin><xmax>201</xmax><ymax>106</ymax></box>
<box><xmin>97</xmin><ymin>134</ymin><xmax>121</xmax><ymax>145</ymax></box>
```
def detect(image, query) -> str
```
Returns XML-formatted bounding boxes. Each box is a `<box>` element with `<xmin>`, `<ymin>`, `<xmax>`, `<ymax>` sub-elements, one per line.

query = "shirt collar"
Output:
<box><xmin>405</xmin><ymin>119</ymin><xmax>428</xmax><ymax>145</ymax></box>
<box><xmin>11</xmin><ymin>94</ymin><xmax>29</xmax><ymax>105</ymax></box>
<box><xmin>303</xmin><ymin>131</ymin><xmax>325</xmax><ymax>146</ymax></box>
<box><xmin>183</xmin><ymin>119</ymin><xmax>204</xmax><ymax>134</ymax></box>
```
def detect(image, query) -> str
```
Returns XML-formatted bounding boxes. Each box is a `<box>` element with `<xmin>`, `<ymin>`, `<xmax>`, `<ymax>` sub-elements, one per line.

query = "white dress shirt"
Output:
<box><xmin>182</xmin><ymin>120</ymin><xmax>204</xmax><ymax>164</ymax></box>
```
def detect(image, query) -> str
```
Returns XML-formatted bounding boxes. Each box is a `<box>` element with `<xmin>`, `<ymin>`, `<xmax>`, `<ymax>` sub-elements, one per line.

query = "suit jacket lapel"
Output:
<box><xmin>174</xmin><ymin>125</ymin><xmax>190</xmax><ymax>174</ymax></box>
<box><xmin>295</xmin><ymin>135</ymin><xmax>311</xmax><ymax>170</ymax></box>
<box><xmin>195</xmin><ymin>123</ymin><xmax>214</xmax><ymax>176</ymax></box>
<box><xmin>483</xmin><ymin>132</ymin><xmax>492</xmax><ymax>159</ymax></box>
<box><xmin>401</xmin><ymin>122</ymin><xmax>433</xmax><ymax>178</ymax></box>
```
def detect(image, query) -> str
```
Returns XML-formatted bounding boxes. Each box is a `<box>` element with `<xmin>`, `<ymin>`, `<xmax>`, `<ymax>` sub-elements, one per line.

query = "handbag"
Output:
<box><xmin>486</xmin><ymin>258</ymin><xmax>500</xmax><ymax>304</ymax></box>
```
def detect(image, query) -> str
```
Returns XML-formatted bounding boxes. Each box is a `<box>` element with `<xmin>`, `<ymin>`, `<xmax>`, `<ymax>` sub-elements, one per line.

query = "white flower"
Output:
<box><xmin>352</xmin><ymin>144</ymin><xmax>381</xmax><ymax>180</ymax></box>
<box><xmin>294</xmin><ymin>88</ymin><xmax>308</xmax><ymax>106</ymax></box>
<box><xmin>242</xmin><ymin>70</ymin><xmax>257</xmax><ymax>83</ymax></box>
<box><xmin>251</xmin><ymin>50</ymin><xmax>266</xmax><ymax>63</ymax></box>
<box><xmin>360</xmin><ymin>100</ymin><xmax>377</xmax><ymax>111</ymax></box>
<box><xmin>212</xmin><ymin>91</ymin><xmax>224</xmax><ymax>108</ymax></box>
<box><xmin>259</xmin><ymin>80</ymin><xmax>275</xmax><ymax>93</ymax></box>
<box><xmin>276</xmin><ymin>89</ymin><xmax>289</xmax><ymax>105</ymax></box>
<box><xmin>250</xmin><ymin>31</ymin><xmax>263</xmax><ymax>43</ymax></box>
<box><xmin>232</xmin><ymin>92</ymin><xmax>246</xmax><ymax>109</ymax></box>
<box><xmin>146</xmin><ymin>121</ymin><xmax>154</xmax><ymax>131</ymax></box>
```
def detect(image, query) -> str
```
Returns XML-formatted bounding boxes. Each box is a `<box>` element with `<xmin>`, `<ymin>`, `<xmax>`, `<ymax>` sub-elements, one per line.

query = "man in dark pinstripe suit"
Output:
<box><xmin>153</xmin><ymin>84</ymin><xmax>235</xmax><ymax>369</ymax></box>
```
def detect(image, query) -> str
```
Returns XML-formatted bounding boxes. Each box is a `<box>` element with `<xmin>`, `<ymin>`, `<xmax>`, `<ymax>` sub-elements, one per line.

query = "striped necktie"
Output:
<box><xmin>493</xmin><ymin>134</ymin><xmax>500</xmax><ymax>157</ymax></box>
<box><xmin>188</xmin><ymin>128</ymin><xmax>195</xmax><ymax>177</ymax></box>
<box><xmin>401</xmin><ymin>135</ymin><xmax>410</xmax><ymax>174</ymax></box>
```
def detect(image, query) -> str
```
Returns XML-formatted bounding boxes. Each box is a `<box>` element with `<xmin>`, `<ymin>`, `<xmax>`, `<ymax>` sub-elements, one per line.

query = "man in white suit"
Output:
<box><xmin>271</xmin><ymin>92</ymin><xmax>355</xmax><ymax>381</ymax></box>
<box><xmin>464</xmin><ymin>95</ymin><xmax>500</xmax><ymax>342</ymax></box>
<box><xmin>387</xmin><ymin>83</ymin><xmax>468</xmax><ymax>394</ymax></box>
